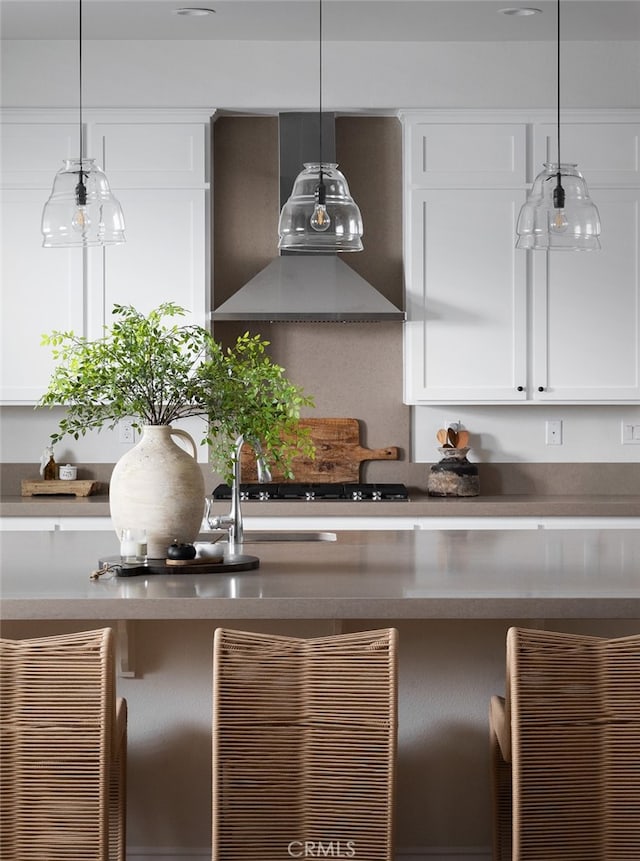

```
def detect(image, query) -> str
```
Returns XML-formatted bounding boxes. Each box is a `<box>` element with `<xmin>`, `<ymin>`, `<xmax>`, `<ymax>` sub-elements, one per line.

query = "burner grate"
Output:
<box><xmin>211</xmin><ymin>482</ymin><xmax>408</xmax><ymax>502</ymax></box>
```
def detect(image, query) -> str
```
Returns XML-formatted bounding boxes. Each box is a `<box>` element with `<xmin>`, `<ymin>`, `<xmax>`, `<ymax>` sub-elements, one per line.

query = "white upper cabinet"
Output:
<box><xmin>532</xmin><ymin>189</ymin><xmax>640</xmax><ymax>401</ymax></box>
<box><xmin>405</xmin><ymin>187</ymin><xmax>528</xmax><ymax>402</ymax></box>
<box><xmin>408</xmin><ymin>121</ymin><xmax>526</xmax><ymax>188</ymax></box>
<box><xmin>0</xmin><ymin>109</ymin><xmax>212</xmax><ymax>404</ymax></box>
<box><xmin>402</xmin><ymin>111</ymin><xmax>640</xmax><ymax>405</ymax></box>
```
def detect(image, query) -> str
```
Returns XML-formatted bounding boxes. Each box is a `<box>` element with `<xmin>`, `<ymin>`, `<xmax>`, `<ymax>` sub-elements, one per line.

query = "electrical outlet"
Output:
<box><xmin>545</xmin><ymin>419</ymin><xmax>563</xmax><ymax>445</ymax></box>
<box><xmin>119</xmin><ymin>419</ymin><xmax>135</xmax><ymax>444</ymax></box>
<box><xmin>621</xmin><ymin>422</ymin><xmax>640</xmax><ymax>444</ymax></box>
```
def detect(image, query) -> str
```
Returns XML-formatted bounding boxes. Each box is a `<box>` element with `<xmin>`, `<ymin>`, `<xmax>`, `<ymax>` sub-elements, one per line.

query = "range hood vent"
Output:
<box><xmin>212</xmin><ymin>113</ymin><xmax>405</xmax><ymax>323</ymax></box>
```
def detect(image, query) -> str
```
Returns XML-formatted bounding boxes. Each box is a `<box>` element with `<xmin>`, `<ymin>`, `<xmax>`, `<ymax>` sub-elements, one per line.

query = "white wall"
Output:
<box><xmin>413</xmin><ymin>404</ymin><xmax>640</xmax><ymax>463</ymax></box>
<box><xmin>1</xmin><ymin>39</ymin><xmax>639</xmax><ymax>111</ymax></box>
<box><xmin>0</xmin><ymin>407</ymin><xmax>210</xmax><ymax>465</ymax></box>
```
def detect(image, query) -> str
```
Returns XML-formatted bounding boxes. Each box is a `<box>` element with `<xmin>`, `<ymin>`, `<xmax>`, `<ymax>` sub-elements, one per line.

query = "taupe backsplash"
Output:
<box><xmin>2</xmin><ymin>461</ymin><xmax>639</xmax><ymax>497</ymax></box>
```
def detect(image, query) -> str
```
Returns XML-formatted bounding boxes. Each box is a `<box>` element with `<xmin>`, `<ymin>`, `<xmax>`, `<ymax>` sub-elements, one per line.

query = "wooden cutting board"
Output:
<box><xmin>240</xmin><ymin>418</ymin><xmax>399</xmax><ymax>483</ymax></box>
<box><xmin>21</xmin><ymin>479</ymin><xmax>100</xmax><ymax>497</ymax></box>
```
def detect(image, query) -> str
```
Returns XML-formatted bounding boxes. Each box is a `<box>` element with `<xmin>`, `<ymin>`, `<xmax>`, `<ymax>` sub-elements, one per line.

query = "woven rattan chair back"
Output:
<box><xmin>212</xmin><ymin>627</ymin><xmax>398</xmax><ymax>861</ymax></box>
<box><xmin>0</xmin><ymin>627</ymin><xmax>127</xmax><ymax>861</ymax></box>
<box><xmin>490</xmin><ymin>626</ymin><xmax>640</xmax><ymax>861</ymax></box>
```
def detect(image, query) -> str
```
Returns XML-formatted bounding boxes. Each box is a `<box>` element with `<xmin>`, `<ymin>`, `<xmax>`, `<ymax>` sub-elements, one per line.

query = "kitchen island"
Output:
<box><xmin>1</xmin><ymin>527</ymin><xmax>639</xmax><ymax>621</ymax></box>
<box><xmin>2</xmin><ymin>528</ymin><xmax>639</xmax><ymax>861</ymax></box>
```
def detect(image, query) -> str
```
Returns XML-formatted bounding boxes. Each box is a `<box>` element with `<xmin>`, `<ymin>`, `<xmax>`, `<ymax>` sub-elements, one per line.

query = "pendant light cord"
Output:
<box><xmin>318</xmin><ymin>0</ymin><xmax>323</xmax><ymax>180</ymax></box>
<box><xmin>316</xmin><ymin>0</ymin><xmax>325</xmax><ymax>202</ymax></box>
<box><xmin>553</xmin><ymin>0</ymin><xmax>565</xmax><ymax>209</ymax></box>
<box><xmin>75</xmin><ymin>0</ymin><xmax>87</xmax><ymax>205</ymax></box>
<box><xmin>556</xmin><ymin>0</ymin><xmax>561</xmax><ymax>168</ymax></box>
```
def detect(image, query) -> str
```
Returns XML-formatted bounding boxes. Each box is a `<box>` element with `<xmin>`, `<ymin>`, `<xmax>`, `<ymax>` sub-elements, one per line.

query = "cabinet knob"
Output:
<box><xmin>538</xmin><ymin>386</ymin><xmax>545</xmax><ymax>392</ymax></box>
<box><xmin>516</xmin><ymin>386</ymin><xmax>524</xmax><ymax>392</ymax></box>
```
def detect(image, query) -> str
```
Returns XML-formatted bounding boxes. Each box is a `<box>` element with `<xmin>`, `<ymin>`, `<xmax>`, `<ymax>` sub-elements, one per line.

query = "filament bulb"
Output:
<box><xmin>310</xmin><ymin>179</ymin><xmax>331</xmax><ymax>232</ymax></box>
<box><xmin>310</xmin><ymin>202</ymin><xmax>331</xmax><ymax>232</ymax></box>
<box><xmin>71</xmin><ymin>206</ymin><xmax>91</xmax><ymax>233</ymax></box>
<box><xmin>550</xmin><ymin>208</ymin><xmax>569</xmax><ymax>233</ymax></box>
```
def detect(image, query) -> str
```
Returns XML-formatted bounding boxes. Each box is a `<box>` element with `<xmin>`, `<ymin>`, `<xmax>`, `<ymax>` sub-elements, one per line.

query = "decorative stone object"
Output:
<box><xmin>109</xmin><ymin>425</ymin><xmax>205</xmax><ymax>559</ymax></box>
<box><xmin>428</xmin><ymin>446</ymin><xmax>480</xmax><ymax>497</ymax></box>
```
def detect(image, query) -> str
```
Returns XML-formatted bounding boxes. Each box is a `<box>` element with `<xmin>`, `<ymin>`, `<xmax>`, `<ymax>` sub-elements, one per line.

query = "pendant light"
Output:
<box><xmin>516</xmin><ymin>0</ymin><xmax>600</xmax><ymax>251</ymax></box>
<box><xmin>278</xmin><ymin>0</ymin><xmax>363</xmax><ymax>252</ymax></box>
<box><xmin>41</xmin><ymin>0</ymin><xmax>125</xmax><ymax>248</ymax></box>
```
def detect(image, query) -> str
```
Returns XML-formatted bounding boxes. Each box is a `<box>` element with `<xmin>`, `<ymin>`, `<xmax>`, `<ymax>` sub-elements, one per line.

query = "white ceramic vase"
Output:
<box><xmin>109</xmin><ymin>425</ymin><xmax>205</xmax><ymax>559</ymax></box>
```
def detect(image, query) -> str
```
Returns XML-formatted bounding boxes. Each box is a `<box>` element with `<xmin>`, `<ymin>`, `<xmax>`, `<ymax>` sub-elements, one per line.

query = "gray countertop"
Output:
<box><xmin>3</xmin><ymin>491</ymin><xmax>640</xmax><ymax>518</ymax></box>
<box><xmin>1</xmin><ymin>528</ymin><xmax>639</xmax><ymax>621</ymax></box>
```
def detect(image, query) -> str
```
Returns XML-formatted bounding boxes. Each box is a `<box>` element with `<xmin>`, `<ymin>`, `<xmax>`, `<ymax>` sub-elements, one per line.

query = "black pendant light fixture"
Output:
<box><xmin>278</xmin><ymin>0</ymin><xmax>363</xmax><ymax>252</ymax></box>
<box><xmin>41</xmin><ymin>0</ymin><xmax>125</xmax><ymax>248</ymax></box>
<box><xmin>516</xmin><ymin>0</ymin><xmax>600</xmax><ymax>251</ymax></box>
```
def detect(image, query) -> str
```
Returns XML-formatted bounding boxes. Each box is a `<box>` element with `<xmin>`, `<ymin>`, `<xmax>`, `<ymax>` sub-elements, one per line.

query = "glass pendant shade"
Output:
<box><xmin>42</xmin><ymin>158</ymin><xmax>126</xmax><ymax>248</ymax></box>
<box><xmin>516</xmin><ymin>162</ymin><xmax>601</xmax><ymax>252</ymax></box>
<box><xmin>278</xmin><ymin>163</ymin><xmax>364</xmax><ymax>252</ymax></box>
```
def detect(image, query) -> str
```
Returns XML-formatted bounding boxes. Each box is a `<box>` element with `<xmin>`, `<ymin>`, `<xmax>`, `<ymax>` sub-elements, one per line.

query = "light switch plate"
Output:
<box><xmin>621</xmin><ymin>422</ymin><xmax>640</xmax><ymax>444</ymax></box>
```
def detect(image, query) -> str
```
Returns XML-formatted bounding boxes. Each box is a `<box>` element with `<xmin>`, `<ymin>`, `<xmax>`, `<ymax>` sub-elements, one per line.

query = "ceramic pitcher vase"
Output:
<box><xmin>109</xmin><ymin>425</ymin><xmax>205</xmax><ymax>559</ymax></box>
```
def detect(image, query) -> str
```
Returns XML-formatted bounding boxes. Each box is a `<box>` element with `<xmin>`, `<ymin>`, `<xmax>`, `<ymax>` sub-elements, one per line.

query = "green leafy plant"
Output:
<box><xmin>39</xmin><ymin>302</ymin><xmax>314</xmax><ymax>481</ymax></box>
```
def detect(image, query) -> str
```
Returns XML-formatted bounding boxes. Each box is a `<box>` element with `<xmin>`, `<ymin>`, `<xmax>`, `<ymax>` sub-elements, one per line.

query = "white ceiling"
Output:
<box><xmin>1</xmin><ymin>0</ymin><xmax>639</xmax><ymax>42</ymax></box>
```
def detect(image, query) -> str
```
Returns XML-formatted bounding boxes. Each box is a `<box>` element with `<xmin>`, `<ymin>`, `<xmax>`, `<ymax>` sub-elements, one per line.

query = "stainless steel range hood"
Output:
<box><xmin>212</xmin><ymin>113</ymin><xmax>405</xmax><ymax>323</ymax></box>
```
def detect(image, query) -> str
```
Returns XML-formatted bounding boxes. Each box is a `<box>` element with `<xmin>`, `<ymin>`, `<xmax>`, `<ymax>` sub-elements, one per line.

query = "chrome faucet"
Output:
<box><xmin>205</xmin><ymin>435</ymin><xmax>272</xmax><ymax>555</ymax></box>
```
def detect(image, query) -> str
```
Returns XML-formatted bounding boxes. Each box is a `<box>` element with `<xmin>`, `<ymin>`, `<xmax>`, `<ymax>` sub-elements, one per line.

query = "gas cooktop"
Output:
<box><xmin>212</xmin><ymin>483</ymin><xmax>409</xmax><ymax>502</ymax></box>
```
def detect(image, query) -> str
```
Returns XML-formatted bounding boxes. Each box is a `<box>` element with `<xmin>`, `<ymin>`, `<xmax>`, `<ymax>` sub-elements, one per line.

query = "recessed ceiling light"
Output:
<box><xmin>500</xmin><ymin>7</ymin><xmax>542</xmax><ymax>15</ymax></box>
<box><xmin>174</xmin><ymin>7</ymin><xmax>216</xmax><ymax>16</ymax></box>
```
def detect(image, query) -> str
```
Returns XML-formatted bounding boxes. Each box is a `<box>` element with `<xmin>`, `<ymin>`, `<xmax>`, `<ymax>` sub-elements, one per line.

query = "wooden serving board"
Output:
<box><xmin>21</xmin><ymin>479</ymin><xmax>100</xmax><ymax>497</ymax></box>
<box><xmin>240</xmin><ymin>418</ymin><xmax>399</xmax><ymax>483</ymax></box>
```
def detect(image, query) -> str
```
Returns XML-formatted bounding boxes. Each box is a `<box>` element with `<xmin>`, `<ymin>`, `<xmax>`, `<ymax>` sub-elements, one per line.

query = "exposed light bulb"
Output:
<box><xmin>310</xmin><ymin>179</ymin><xmax>331</xmax><ymax>232</ymax></box>
<box><xmin>71</xmin><ymin>174</ymin><xmax>91</xmax><ymax>233</ymax></box>
<box><xmin>550</xmin><ymin>208</ymin><xmax>569</xmax><ymax>233</ymax></box>
<box><xmin>71</xmin><ymin>206</ymin><xmax>91</xmax><ymax>233</ymax></box>
<box><xmin>310</xmin><ymin>202</ymin><xmax>331</xmax><ymax>232</ymax></box>
<box><xmin>550</xmin><ymin>173</ymin><xmax>568</xmax><ymax>232</ymax></box>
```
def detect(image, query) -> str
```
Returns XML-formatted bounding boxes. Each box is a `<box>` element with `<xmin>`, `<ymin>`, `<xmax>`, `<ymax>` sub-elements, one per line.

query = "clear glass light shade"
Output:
<box><xmin>278</xmin><ymin>163</ymin><xmax>363</xmax><ymax>252</ymax></box>
<box><xmin>516</xmin><ymin>162</ymin><xmax>601</xmax><ymax>251</ymax></box>
<box><xmin>41</xmin><ymin>158</ymin><xmax>126</xmax><ymax>248</ymax></box>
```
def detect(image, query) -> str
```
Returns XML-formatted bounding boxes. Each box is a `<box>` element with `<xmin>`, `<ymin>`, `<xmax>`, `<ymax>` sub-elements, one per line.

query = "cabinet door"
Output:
<box><xmin>532</xmin><ymin>189</ymin><xmax>640</xmax><ymax>401</ymax></box>
<box><xmin>87</xmin><ymin>188</ymin><xmax>207</xmax><ymax>336</ymax></box>
<box><xmin>404</xmin><ymin>189</ymin><xmax>527</xmax><ymax>403</ymax></box>
<box><xmin>0</xmin><ymin>190</ymin><xmax>84</xmax><ymax>403</ymax></box>
<box><xmin>91</xmin><ymin>122</ymin><xmax>206</xmax><ymax>187</ymax></box>
<box><xmin>1</xmin><ymin>122</ymin><xmax>85</xmax><ymax>403</ymax></box>
<box><xmin>407</xmin><ymin>122</ymin><xmax>526</xmax><ymax>188</ymax></box>
<box><xmin>533</xmin><ymin>122</ymin><xmax>640</xmax><ymax>186</ymax></box>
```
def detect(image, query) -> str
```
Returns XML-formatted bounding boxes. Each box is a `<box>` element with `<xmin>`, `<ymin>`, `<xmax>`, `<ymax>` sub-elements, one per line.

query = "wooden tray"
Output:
<box><xmin>22</xmin><ymin>479</ymin><xmax>100</xmax><ymax>497</ymax></box>
<box><xmin>240</xmin><ymin>417</ymin><xmax>399</xmax><ymax>483</ymax></box>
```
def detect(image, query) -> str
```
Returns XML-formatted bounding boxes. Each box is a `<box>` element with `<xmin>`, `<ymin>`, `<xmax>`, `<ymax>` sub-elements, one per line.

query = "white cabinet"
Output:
<box><xmin>402</xmin><ymin>112</ymin><xmax>640</xmax><ymax>405</ymax></box>
<box><xmin>0</xmin><ymin>121</ymin><xmax>84</xmax><ymax>402</ymax></box>
<box><xmin>405</xmin><ymin>187</ymin><xmax>528</xmax><ymax>402</ymax></box>
<box><xmin>403</xmin><ymin>119</ymin><xmax>529</xmax><ymax>403</ymax></box>
<box><xmin>0</xmin><ymin>109</ymin><xmax>212</xmax><ymax>404</ymax></box>
<box><xmin>531</xmin><ymin>122</ymin><xmax>640</xmax><ymax>402</ymax></box>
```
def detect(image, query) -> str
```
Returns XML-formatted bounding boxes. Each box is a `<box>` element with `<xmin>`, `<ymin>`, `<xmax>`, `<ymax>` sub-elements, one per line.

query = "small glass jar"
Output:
<box><xmin>120</xmin><ymin>528</ymin><xmax>147</xmax><ymax>563</ymax></box>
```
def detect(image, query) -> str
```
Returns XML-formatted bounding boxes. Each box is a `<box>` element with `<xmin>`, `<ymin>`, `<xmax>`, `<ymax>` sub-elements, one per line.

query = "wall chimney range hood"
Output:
<box><xmin>212</xmin><ymin>113</ymin><xmax>405</xmax><ymax>323</ymax></box>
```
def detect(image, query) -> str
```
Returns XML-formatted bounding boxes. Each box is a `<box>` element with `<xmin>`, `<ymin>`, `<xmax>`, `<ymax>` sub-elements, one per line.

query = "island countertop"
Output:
<box><xmin>1</xmin><ymin>528</ymin><xmax>639</xmax><ymax>621</ymax></box>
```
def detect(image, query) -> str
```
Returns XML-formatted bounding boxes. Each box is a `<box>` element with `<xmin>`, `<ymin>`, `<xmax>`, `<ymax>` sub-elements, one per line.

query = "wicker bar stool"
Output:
<box><xmin>212</xmin><ymin>627</ymin><xmax>398</xmax><ymax>861</ymax></box>
<box><xmin>0</xmin><ymin>627</ymin><xmax>127</xmax><ymax>860</ymax></box>
<box><xmin>490</xmin><ymin>626</ymin><xmax>640</xmax><ymax>861</ymax></box>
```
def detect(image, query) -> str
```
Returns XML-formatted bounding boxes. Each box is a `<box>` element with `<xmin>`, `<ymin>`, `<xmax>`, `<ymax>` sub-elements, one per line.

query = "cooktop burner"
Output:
<box><xmin>211</xmin><ymin>483</ymin><xmax>409</xmax><ymax>502</ymax></box>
